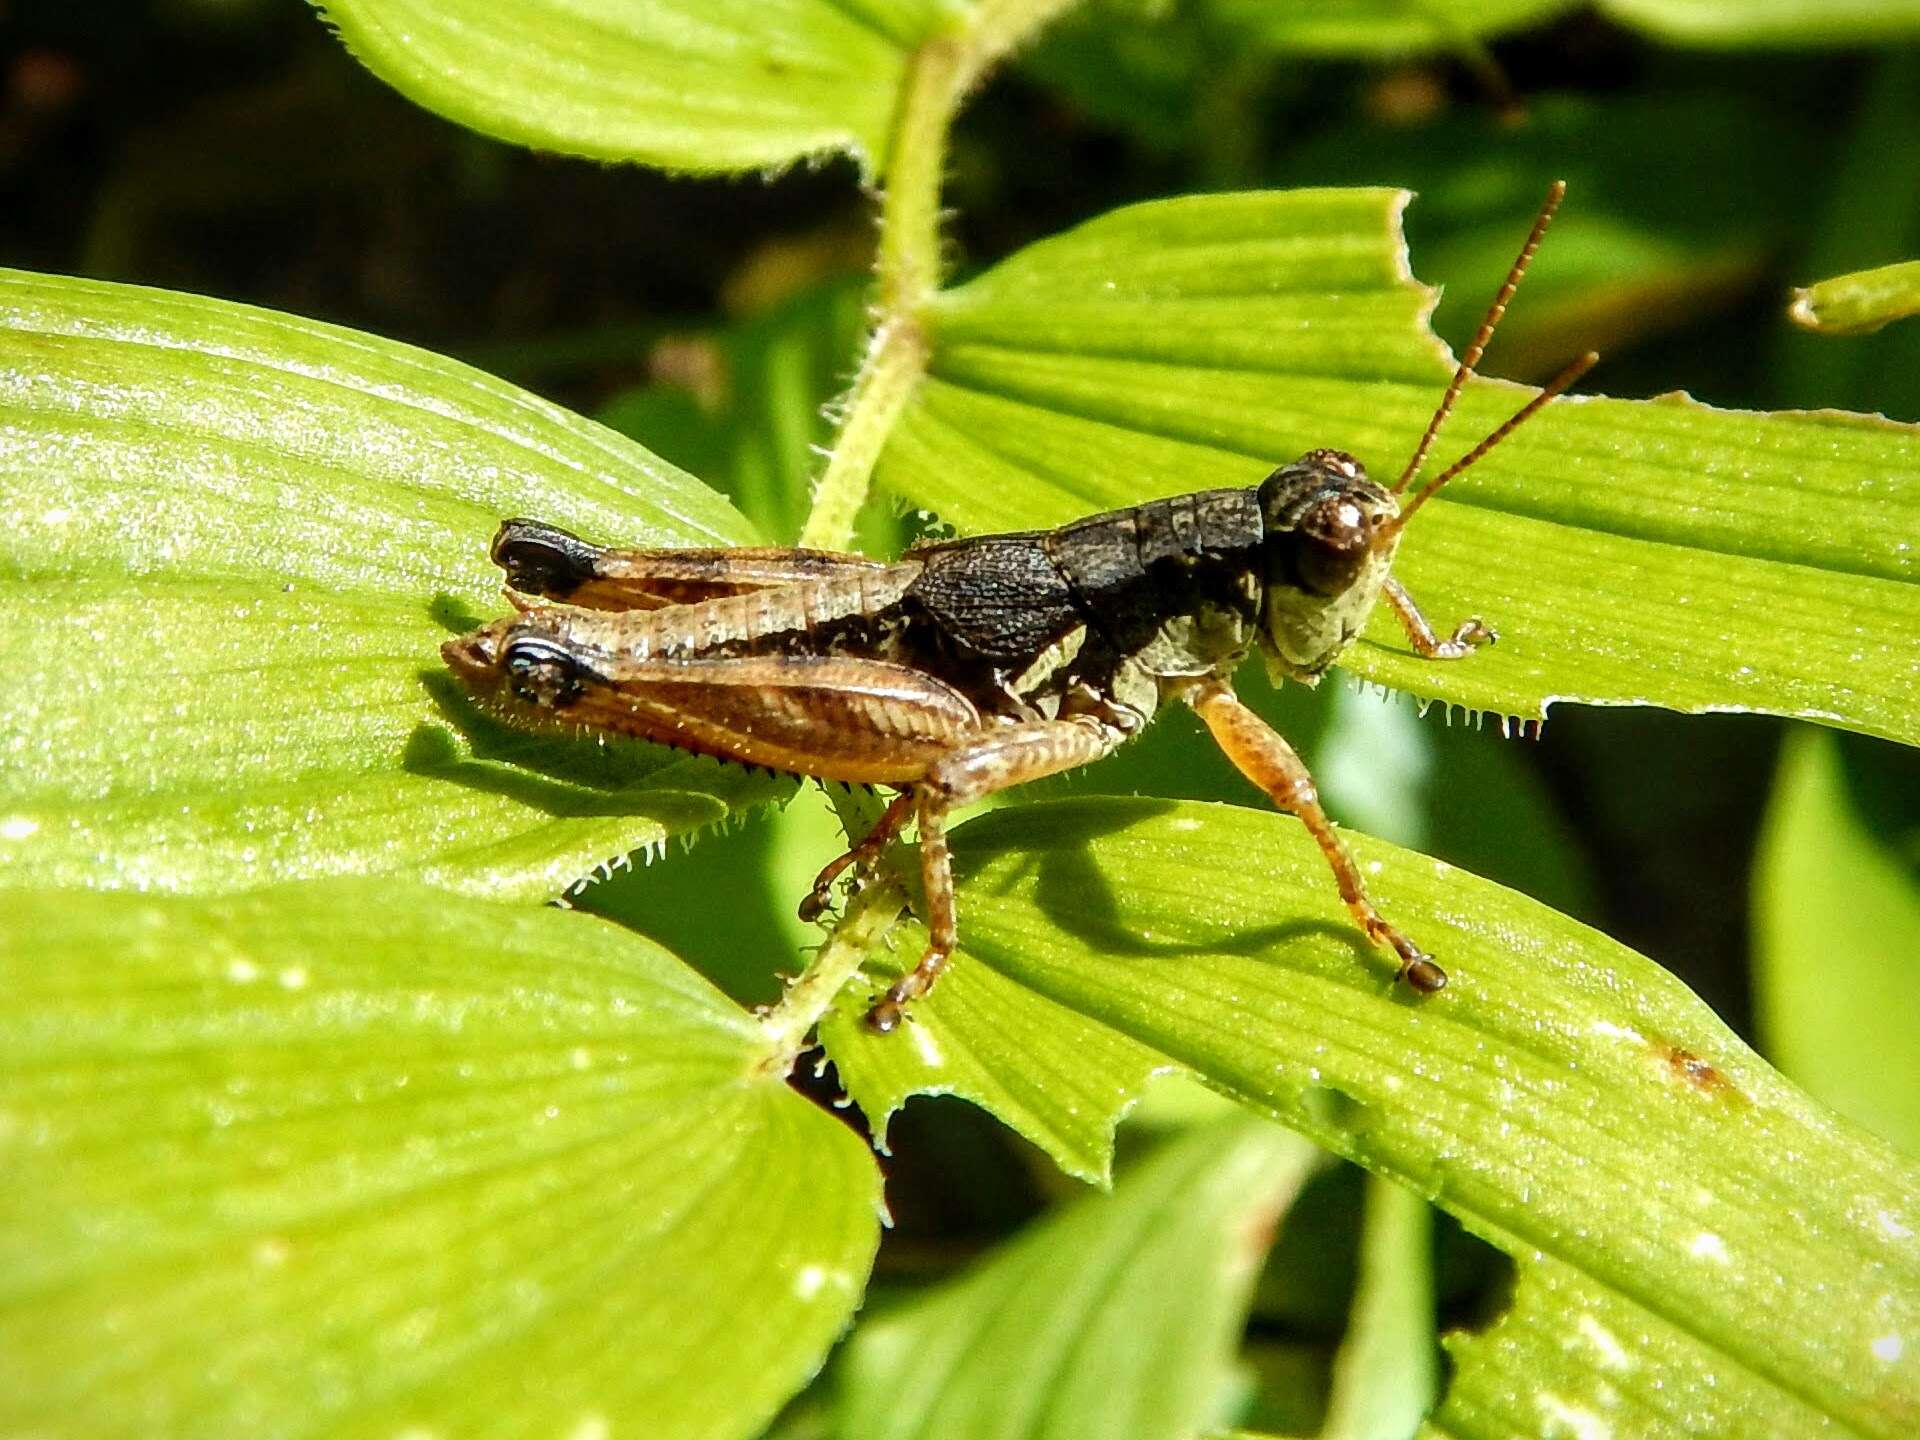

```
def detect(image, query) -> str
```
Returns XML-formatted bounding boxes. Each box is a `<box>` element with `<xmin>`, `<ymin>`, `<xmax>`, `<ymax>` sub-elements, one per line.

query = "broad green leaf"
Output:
<box><xmin>315</xmin><ymin>0</ymin><xmax>956</xmax><ymax>174</ymax></box>
<box><xmin>0</xmin><ymin>269</ymin><xmax>788</xmax><ymax>901</ymax></box>
<box><xmin>838</xmin><ymin>1117</ymin><xmax>1318</xmax><ymax>1440</ymax></box>
<box><xmin>1791</xmin><ymin>259</ymin><xmax>1920</xmax><ymax>336</ymax></box>
<box><xmin>818</xmin><ymin>682</ymin><xmax>1588</xmax><ymax>1185</ymax></box>
<box><xmin>1598</xmin><ymin>0</ymin><xmax>1920</xmax><ymax>46</ymax></box>
<box><xmin>1320</xmin><ymin>1177</ymin><xmax>1435</xmax><ymax>1440</ymax></box>
<box><xmin>872</xmin><ymin>188</ymin><xmax>1920</xmax><ymax>744</ymax></box>
<box><xmin>831</xmin><ymin>797</ymin><xmax>1920</xmax><ymax>1436</ymax></box>
<box><xmin>1208</xmin><ymin>0</ymin><xmax>1573</xmax><ymax>54</ymax></box>
<box><xmin>0</xmin><ymin>880</ymin><xmax>881</xmax><ymax>1439</ymax></box>
<box><xmin>1754</xmin><ymin>728</ymin><xmax>1920</xmax><ymax>1155</ymax></box>
<box><xmin>822</xmin><ymin>911</ymin><xmax>1175</xmax><ymax>1183</ymax></box>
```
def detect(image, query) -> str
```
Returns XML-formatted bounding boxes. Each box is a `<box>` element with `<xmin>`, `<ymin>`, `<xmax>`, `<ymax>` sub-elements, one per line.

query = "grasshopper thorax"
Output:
<box><xmin>1255</xmin><ymin>448</ymin><xmax>1402</xmax><ymax>683</ymax></box>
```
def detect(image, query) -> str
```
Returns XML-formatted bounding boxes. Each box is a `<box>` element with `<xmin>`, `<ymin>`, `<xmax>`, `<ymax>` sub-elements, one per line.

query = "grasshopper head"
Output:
<box><xmin>1254</xmin><ymin>449</ymin><xmax>1402</xmax><ymax>683</ymax></box>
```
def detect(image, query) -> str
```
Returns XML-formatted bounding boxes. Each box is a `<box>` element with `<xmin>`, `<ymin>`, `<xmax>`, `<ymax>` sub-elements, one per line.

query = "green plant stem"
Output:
<box><xmin>798</xmin><ymin>0</ymin><xmax>1082</xmax><ymax>550</ymax></box>
<box><xmin>773</xmin><ymin>0</ymin><xmax>1084</xmax><ymax>1052</ymax></box>
<box><xmin>759</xmin><ymin>877</ymin><xmax>908</xmax><ymax>1071</ymax></box>
<box><xmin>798</xmin><ymin>318</ymin><xmax>927</xmax><ymax>551</ymax></box>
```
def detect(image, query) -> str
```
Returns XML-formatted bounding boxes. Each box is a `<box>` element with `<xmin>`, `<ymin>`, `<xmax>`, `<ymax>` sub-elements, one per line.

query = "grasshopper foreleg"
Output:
<box><xmin>1192</xmin><ymin>683</ymin><xmax>1447</xmax><ymax>993</ymax></box>
<box><xmin>1382</xmin><ymin>576</ymin><xmax>1494</xmax><ymax>661</ymax></box>
<box><xmin>865</xmin><ymin>718</ymin><xmax>1123</xmax><ymax>1032</ymax></box>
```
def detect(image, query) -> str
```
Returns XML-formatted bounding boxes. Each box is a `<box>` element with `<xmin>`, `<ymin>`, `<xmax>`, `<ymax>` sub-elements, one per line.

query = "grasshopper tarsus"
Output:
<box><xmin>1401</xmin><ymin>956</ymin><xmax>1450</xmax><ymax>994</ymax></box>
<box><xmin>801</xmin><ymin>791</ymin><xmax>916</xmax><ymax>927</ymax></box>
<box><xmin>864</xmin><ymin>937</ymin><xmax>955</xmax><ymax>1033</ymax></box>
<box><xmin>1381</xmin><ymin>576</ymin><xmax>1498</xmax><ymax>661</ymax></box>
<box><xmin>444</xmin><ymin>188</ymin><xmax>1587</xmax><ymax>1032</ymax></box>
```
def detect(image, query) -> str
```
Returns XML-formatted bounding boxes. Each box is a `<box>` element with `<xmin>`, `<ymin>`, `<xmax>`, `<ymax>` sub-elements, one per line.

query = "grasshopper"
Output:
<box><xmin>443</xmin><ymin>184</ymin><xmax>1594</xmax><ymax>1033</ymax></box>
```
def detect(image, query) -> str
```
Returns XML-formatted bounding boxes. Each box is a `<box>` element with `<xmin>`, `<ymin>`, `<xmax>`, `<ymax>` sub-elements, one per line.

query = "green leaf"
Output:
<box><xmin>314</xmin><ymin>0</ymin><xmax>956</xmax><ymax>174</ymax></box>
<box><xmin>872</xmin><ymin>188</ymin><xmax>1920</xmax><ymax>743</ymax></box>
<box><xmin>838</xmin><ymin>1116</ymin><xmax>1318</xmax><ymax>1440</ymax></box>
<box><xmin>1207</xmin><ymin>0</ymin><xmax>1574</xmax><ymax>55</ymax></box>
<box><xmin>831</xmin><ymin>797</ymin><xmax>1920</xmax><ymax>1436</ymax></box>
<box><xmin>0</xmin><ymin>268</ymin><xmax>790</xmax><ymax>901</ymax></box>
<box><xmin>1319</xmin><ymin>1177</ymin><xmax>1435</xmax><ymax>1440</ymax></box>
<box><xmin>821</xmin><ymin>912</ymin><xmax>1176</xmax><ymax>1184</ymax></box>
<box><xmin>1597</xmin><ymin>0</ymin><xmax>1920</xmax><ymax>46</ymax></box>
<box><xmin>1791</xmin><ymin>259</ymin><xmax>1920</xmax><ymax>336</ymax></box>
<box><xmin>1754</xmin><ymin>728</ymin><xmax>1920</xmax><ymax>1155</ymax></box>
<box><xmin>0</xmin><ymin>880</ymin><xmax>881</xmax><ymax>1439</ymax></box>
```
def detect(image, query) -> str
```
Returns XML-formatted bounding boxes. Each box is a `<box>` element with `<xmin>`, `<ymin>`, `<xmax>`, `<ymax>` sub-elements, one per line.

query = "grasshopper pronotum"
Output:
<box><xmin>445</xmin><ymin>184</ymin><xmax>1594</xmax><ymax>1032</ymax></box>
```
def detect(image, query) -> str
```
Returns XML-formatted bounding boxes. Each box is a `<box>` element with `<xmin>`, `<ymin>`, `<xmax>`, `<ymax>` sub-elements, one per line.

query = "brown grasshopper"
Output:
<box><xmin>443</xmin><ymin>184</ymin><xmax>1594</xmax><ymax>1032</ymax></box>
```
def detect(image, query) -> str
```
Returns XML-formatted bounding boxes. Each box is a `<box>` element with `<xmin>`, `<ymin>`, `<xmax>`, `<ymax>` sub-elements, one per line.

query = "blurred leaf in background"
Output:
<box><xmin>1755</xmin><ymin>728</ymin><xmax>1920</xmax><ymax>1156</ymax></box>
<box><xmin>838</xmin><ymin>1117</ymin><xmax>1316</xmax><ymax>1440</ymax></box>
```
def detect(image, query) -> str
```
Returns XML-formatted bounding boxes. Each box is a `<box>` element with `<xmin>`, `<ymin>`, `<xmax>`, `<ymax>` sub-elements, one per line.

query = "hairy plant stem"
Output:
<box><xmin>764</xmin><ymin>0</ymin><xmax>1082</xmax><ymax>1063</ymax></box>
<box><xmin>797</xmin><ymin>0</ymin><xmax>1083</xmax><ymax>551</ymax></box>
<box><xmin>757</xmin><ymin>876</ymin><xmax>907</xmax><ymax>1071</ymax></box>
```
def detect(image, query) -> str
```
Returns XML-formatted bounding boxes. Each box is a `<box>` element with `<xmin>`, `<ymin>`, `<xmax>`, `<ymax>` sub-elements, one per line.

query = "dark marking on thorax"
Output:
<box><xmin>1044</xmin><ymin>489</ymin><xmax>1264</xmax><ymax>668</ymax></box>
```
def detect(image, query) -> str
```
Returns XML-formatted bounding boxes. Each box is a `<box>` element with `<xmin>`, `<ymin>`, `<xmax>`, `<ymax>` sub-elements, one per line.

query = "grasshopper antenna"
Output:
<box><xmin>1392</xmin><ymin>179</ymin><xmax>1568</xmax><ymax>498</ymax></box>
<box><xmin>1383</xmin><ymin>348</ymin><xmax>1598</xmax><ymax>535</ymax></box>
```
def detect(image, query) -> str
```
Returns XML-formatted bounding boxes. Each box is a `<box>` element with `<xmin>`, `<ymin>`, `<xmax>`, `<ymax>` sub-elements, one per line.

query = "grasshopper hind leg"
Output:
<box><xmin>865</xmin><ymin>789</ymin><xmax>959</xmax><ymax>1034</ymax></box>
<box><xmin>859</xmin><ymin>718</ymin><xmax>1124</xmax><ymax>1032</ymax></box>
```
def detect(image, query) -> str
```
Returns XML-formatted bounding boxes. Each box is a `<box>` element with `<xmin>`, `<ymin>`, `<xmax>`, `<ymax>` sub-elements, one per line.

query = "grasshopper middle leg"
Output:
<box><xmin>799</xmin><ymin>790</ymin><xmax>915</xmax><ymax>923</ymax></box>
<box><xmin>1192</xmin><ymin>683</ymin><xmax>1447</xmax><ymax>993</ymax></box>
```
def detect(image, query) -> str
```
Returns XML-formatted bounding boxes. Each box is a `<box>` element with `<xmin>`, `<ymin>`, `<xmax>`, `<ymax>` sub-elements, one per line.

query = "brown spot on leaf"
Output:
<box><xmin>1654</xmin><ymin>1042</ymin><xmax>1748</xmax><ymax>1106</ymax></box>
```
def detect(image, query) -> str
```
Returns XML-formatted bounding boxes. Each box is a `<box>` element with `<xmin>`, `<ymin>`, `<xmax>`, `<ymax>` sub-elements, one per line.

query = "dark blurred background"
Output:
<box><xmin>6</xmin><ymin>0</ymin><xmax>1917</xmax><ymax>1375</ymax></box>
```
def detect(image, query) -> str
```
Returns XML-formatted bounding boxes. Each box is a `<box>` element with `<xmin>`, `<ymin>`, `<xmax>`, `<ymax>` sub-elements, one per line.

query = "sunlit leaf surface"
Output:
<box><xmin>839</xmin><ymin>1117</ymin><xmax>1316</xmax><ymax>1440</ymax></box>
<box><xmin>0</xmin><ymin>269</ymin><xmax>787</xmax><ymax>901</ymax></box>
<box><xmin>317</xmin><ymin>0</ymin><xmax>953</xmax><ymax>173</ymax></box>
<box><xmin>0</xmin><ymin>881</ymin><xmax>881</xmax><ymax>1439</ymax></box>
<box><xmin>873</xmin><ymin>188</ymin><xmax>1920</xmax><ymax>743</ymax></box>
<box><xmin>822</xmin><ymin>911</ymin><xmax>1175</xmax><ymax>1183</ymax></box>
<box><xmin>829</xmin><ymin>797</ymin><xmax>1920</xmax><ymax>1436</ymax></box>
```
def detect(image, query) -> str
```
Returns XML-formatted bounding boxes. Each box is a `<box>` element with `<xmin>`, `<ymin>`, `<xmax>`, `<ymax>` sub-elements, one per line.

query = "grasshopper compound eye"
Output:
<box><xmin>1295</xmin><ymin>496</ymin><xmax>1375</xmax><ymax>597</ymax></box>
<box><xmin>503</xmin><ymin>635</ymin><xmax>588</xmax><ymax>709</ymax></box>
